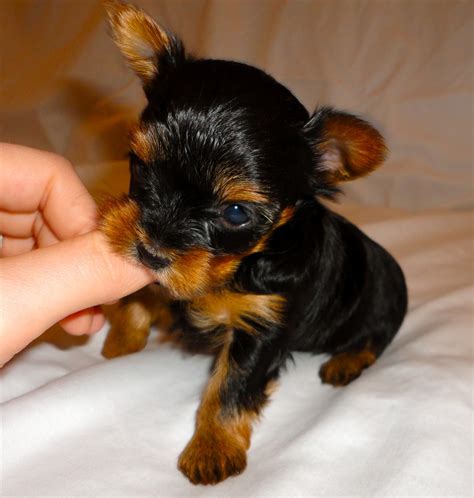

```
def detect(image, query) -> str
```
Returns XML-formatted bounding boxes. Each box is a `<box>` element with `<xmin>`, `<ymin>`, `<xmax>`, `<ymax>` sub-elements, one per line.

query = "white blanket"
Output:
<box><xmin>2</xmin><ymin>205</ymin><xmax>472</xmax><ymax>496</ymax></box>
<box><xmin>1</xmin><ymin>0</ymin><xmax>472</xmax><ymax>496</ymax></box>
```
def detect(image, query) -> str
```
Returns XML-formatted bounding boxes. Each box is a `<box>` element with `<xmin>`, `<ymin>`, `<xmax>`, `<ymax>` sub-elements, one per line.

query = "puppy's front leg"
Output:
<box><xmin>102</xmin><ymin>286</ymin><xmax>173</xmax><ymax>359</ymax></box>
<box><xmin>178</xmin><ymin>328</ymin><xmax>284</xmax><ymax>485</ymax></box>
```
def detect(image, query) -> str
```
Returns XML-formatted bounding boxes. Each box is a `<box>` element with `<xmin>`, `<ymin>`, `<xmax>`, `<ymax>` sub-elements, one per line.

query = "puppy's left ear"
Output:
<box><xmin>104</xmin><ymin>1</ymin><xmax>185</xmax><ymax>94</ymax></box>
<box><xmin>305</xmin><ymin>107</ymin><xmax>387</xmax><ymax>184</ymax></box>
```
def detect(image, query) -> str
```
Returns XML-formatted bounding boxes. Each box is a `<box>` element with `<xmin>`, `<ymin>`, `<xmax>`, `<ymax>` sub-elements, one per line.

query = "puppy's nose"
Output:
<box><xmin>136</xmin><ymin>243</ymin><xmax>171</xmax><ymax>270</ymax></box>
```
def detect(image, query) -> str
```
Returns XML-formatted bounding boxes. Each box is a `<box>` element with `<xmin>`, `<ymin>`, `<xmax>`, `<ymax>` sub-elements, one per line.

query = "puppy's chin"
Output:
<box><xmin>147</xmin><ymin>248</ymin><xmax>213</xmax><ymax>300</ymax></box>
<box><xmin>148</xmin><ymin>250</ymin><xmax>251</xmax><ymax>300</ymax></box>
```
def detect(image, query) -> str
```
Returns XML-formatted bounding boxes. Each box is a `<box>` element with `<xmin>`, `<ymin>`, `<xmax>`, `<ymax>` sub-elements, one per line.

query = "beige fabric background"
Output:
<box><xmin>1</xmin><ymin>0</ymin><xmax>472</xmax><ymax>210</ymax></box>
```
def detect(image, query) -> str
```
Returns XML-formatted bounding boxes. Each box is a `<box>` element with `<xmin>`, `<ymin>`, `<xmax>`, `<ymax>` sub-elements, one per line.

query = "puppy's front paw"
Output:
<box><xmin>319</xmin><ymin>350</ymin><xmax>376</xmax><ymax>386</ymax></box>
<box><xmin>178</xmin><ymin>432</ymin><xmax>247</xmax><ymax>485</ymax></box>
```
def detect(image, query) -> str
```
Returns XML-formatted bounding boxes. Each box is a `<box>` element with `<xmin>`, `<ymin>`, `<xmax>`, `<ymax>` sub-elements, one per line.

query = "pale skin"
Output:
<box><xmin>0</xmin><ymin>143</ymin><xmax>154</xmax><ymax>366</ymax></box>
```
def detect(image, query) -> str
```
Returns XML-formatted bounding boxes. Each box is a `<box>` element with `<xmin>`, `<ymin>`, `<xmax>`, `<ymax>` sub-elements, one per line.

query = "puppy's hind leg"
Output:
<box><xmin>319</xmin><ymin>243</ymin><xmax>407</xmax><ymax>387</ymax></box>
<box><xmin>318</xmin><ymin>344</ymin><xmax>376</xmax><ymax>387</ymax></box>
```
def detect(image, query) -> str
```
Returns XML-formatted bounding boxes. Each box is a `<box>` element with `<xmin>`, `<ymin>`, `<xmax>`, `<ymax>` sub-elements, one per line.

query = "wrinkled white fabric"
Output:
<box><xmin>2</xmin><ymin>203</ymin><xmax>472</xmax><ymax>497</ymax></box>
<box><xmin>0</xmin><ymin>0</ymin><xmax>473</xmax><ymax>496</ymax></box>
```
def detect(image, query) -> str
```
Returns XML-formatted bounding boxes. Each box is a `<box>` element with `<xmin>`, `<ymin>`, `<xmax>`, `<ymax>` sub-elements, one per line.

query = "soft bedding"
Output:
<box><xmin>1</xmin><ymin>1</ymin><xmax>472</xmax><ymax>496</ymax></box>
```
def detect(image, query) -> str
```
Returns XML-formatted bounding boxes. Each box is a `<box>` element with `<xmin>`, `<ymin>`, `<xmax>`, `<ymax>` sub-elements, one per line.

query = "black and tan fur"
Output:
<box><xmin>100</xmin><ymin>2</ymin><xmax>407</xmax><ymax>485</ymax></box>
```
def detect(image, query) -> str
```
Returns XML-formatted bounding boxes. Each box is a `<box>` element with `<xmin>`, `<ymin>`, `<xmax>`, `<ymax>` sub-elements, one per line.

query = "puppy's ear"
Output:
<box><xmin>104</xmin><ymin>1</ymin><xmax>184</xmax><ymax>93</ymax></box>
<box><xmin>305</xmin><ymin>107</ymin><xmax>387</xmax><ymax>184</ymax></box>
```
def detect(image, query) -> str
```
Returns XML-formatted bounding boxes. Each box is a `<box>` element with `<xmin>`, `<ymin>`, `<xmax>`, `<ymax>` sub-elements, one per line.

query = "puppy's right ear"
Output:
<box><xmin>104</xmin><ymin>1</ymin><xmax>185</xmax><ymax>94</ymax></box>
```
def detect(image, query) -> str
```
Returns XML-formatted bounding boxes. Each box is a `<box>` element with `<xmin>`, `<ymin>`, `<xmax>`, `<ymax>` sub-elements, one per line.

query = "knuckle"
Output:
<box><xmin>46</xmin><ymin>151</ymin><xmax>74</xmax><ymax>172</ymax></box>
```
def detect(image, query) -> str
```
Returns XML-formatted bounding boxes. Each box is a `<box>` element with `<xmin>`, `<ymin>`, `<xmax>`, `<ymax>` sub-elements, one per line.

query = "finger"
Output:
<box><xmin>33</xmin><ymin>212</ymin><xmax>61</xmax><ymax>248</ymax></box>
<box><xmin>0</xmin><ymin>220</ymin><xmax>60</xmax><ymax>257</ymax></box>
<box><xmin>89</xmin><ymin>307</ymin><xmax>106</xmax><ymax>334</ymax></box>
<box><xmin>0</xmin><ymin>210</ymin><xmax>36</xmax><ymax>238</ymax></box>
<box><xmin>0</xmin><ymin>230</ymin><xmax>154</xmax><ymax>365</ymax></box>
<box><xmin>0</xmin><ymin>143</ymin><xmax>97</xmax><ymax>239</ymax></box>
<box><xmin>0</xmin><ymin>236</ymin><xmax>35</xmax><ymax>257</ymax></box>
<box><xmin>60</xmin><ymin>306</ymin><xmax>105</xmax><ymax>335</ymax></box>
<box><xmin>0</xmin><ymin>210</ymin><xmax>60</xmax><ymax>246</ymax></box>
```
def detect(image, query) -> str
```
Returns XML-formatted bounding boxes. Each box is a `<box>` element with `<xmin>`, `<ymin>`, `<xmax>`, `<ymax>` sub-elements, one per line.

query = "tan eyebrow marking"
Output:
<box><xmin>215</xmin><ymin>177</ymin><xmax>269</xmax><ymax>204</ymax></box>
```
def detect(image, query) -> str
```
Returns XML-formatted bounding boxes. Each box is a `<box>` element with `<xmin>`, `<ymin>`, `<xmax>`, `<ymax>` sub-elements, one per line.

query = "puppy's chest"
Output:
<box><xmin>185</xmin><ymin>290</ymin><xmax>285</xmax><ymax>334</ymax></box>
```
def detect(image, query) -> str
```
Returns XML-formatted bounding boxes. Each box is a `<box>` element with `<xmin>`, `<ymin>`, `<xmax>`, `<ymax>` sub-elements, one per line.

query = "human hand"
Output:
<box><xmin>0</xmin><ymin>143</ymin><xmax>154</xmax><ymax>366</ymax></box>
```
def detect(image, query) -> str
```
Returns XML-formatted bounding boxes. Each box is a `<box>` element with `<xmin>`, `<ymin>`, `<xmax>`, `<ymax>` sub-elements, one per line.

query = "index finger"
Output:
<box><xmin>0</xmin><ymin>143</ymin><xmax>97</xmax><ymax>239</ymax></box>
<box><xmin>0</xmin><ymin>230</ymin><xmax>154</xmax><ymax>366</ymax></box>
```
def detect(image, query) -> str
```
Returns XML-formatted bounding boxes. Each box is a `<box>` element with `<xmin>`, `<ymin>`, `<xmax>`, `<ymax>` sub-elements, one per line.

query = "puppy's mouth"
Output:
<box><xmin>136</xmin><ymin>243</ymin><xmax>171</xmax><ymax>270</ymax></box>
<box><xmin>133</xmin><ymin>240</ymin><xmax>218</xmax><ymax>299</ymax></box>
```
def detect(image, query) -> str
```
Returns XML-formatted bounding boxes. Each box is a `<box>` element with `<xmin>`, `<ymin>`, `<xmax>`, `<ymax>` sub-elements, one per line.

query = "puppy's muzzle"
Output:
<box><xmin>137</xmin><ymin>243</ymin><xmax>171</xmax><ymax>270</ymax></box>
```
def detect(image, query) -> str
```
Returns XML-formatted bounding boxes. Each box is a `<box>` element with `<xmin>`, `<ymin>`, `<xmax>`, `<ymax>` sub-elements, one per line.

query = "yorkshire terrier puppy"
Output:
<box><xmin>100</xmin><ymin>2</ymin><xmax>407</xmax><ymax>485</ymax></box>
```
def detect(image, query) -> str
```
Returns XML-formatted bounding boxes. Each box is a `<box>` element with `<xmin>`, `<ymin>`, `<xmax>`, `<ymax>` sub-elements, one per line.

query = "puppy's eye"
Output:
<box><xmin>222</xmin><ymin>204</ymin><xmax>250</xmax><ymax>226</ymax></box>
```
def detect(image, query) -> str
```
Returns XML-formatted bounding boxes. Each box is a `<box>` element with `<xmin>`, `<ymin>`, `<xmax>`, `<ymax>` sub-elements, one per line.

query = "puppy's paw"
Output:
<box><xmin>101</xmin><ymin>328</ymin><xmax>148</xmax><ymax>359</ymax></box>
<box><xmin>319</xmin><ymin>350</ymin><xmax>376</xmax><ymax>386</ymax></box>
<box><xmin>178</xmin><ymin>432</ymin><xmax>247</xmax><ymax>485</ymax></box>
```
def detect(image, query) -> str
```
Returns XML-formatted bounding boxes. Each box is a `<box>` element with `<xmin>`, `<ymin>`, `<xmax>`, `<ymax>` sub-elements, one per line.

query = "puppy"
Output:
<box><xmin>100</xmin><ymin>2</ymin><xmax>408</xmax><ymax>485</ymax></box>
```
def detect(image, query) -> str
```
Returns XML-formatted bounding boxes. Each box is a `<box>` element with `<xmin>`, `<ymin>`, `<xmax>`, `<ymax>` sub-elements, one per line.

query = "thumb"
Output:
<box><xmin>0</xmin><ymin>230</ymin><xmax>154</xmax><ymax>366</ymax></box>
